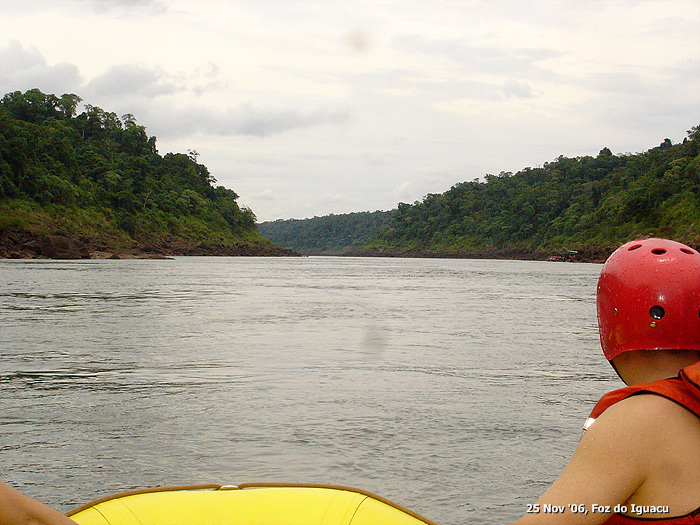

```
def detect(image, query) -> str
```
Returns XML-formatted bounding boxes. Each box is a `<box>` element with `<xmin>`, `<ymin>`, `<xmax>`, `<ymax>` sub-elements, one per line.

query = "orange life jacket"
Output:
<box><xmin>587</xmin><ymin>361</ymin><xmax>700</xmax><ymax>525</ymax></box>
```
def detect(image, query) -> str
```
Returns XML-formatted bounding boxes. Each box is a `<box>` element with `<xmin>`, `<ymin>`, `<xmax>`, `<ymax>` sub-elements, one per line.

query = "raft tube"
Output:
<box><xmin>67</xmin><ymin>483</ymin><xmax>440</xmax><ymax>525</ymax></box>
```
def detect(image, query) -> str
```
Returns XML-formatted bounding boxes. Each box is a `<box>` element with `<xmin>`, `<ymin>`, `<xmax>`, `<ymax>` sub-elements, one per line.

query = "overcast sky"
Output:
<box><xmin>1</xmin><ymin>0</ymin><xmax>699</xmax><ymax>221</ymax></box>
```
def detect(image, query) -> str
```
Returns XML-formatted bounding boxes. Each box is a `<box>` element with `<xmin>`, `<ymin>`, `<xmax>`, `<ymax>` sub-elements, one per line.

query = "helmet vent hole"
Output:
<box><xmin>649</xmin><ymin>306</ymin><xmax>665</xmax><ymax>320</ymax></box>
<box><xmin>651</xmin><ymin>248</ymin><xmax>667</xmax><ymax>255</ymax></box>
<box><xmin>628</xmin><ymin>244</ymin><xmax>642</xmax><ymax>251</ymax></box>
<box><xmin>681</xmin><ymin>248</ymin><xmax>695</xmax><ymax>255</ymax></box>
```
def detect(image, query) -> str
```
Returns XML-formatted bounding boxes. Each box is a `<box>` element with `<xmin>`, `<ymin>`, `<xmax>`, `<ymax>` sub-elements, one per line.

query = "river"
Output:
<box><xmin>0</xmin><ymin>256</ymin><xmax>619</xmax><ymax>524</ymax></box>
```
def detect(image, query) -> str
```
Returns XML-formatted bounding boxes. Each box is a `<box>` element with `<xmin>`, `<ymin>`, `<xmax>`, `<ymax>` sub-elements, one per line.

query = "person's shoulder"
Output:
<box><xmin>596</xmin><ymin>392</ymin><xmax>686</xmax><ymax>424</ymax></box>
<box><xmin>587</xmin><ymin>391</ymin><xmax>696</xmax><ymax>452</ymax></box>
<box><xmin>571</xmin><ymin>394</ymin><xmax>671</xmax><ymax>487</ymax></box>
<box><xmin>601</xmin><ymin>391</ymin><xmax>694</xmax><ymax>424</ymax></box>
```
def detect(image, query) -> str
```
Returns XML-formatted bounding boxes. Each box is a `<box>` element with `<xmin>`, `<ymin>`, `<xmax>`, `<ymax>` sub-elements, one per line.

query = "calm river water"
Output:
<box><xmin>0</xmin><ymin>256</ymin><xmax>619</xmax><ymax>524</ymax></box>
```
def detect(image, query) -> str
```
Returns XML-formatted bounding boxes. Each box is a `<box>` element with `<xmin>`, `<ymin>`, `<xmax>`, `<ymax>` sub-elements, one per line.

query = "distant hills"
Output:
<box><xmin>261</xmin><ymin>126</ymin><xmax>700</xmax><ymax>262</ymax></box>
<box><xmin>258</xmin><ymin>211</ymin><xmax>394</xmax><ymax>255</ymax></box>
<box><xmin>0</xmin><ymin>89</ymin><xmax>294</xmax><ymax>258</ymax></box>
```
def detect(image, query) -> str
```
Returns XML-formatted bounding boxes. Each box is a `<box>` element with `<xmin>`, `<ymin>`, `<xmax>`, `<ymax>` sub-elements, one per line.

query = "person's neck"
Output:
<box><xmin>612</xmin><ymin>350</ymin><xmax>700</xmax><ymax>385</ymax></box>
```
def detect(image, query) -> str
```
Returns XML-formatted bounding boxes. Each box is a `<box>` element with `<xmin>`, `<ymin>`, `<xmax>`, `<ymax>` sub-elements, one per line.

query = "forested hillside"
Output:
<box><xmin>3</xmin><ymin>89</ymin><xmax>697</xmax><ymax>261</ymax></box>
<box><xmin>258</xmin><ymin>210</ymin><xmax>394</xmax><ymax>254</ymax></box>
<box><xmin>0</xmin><ymin>89</ymin><xmax>294</xmax><ymax>258</ymax></box>
<box><xmin>359</xmin><ymin>126</ymin><xmax>700</xmax><ymax>260</ymax></box>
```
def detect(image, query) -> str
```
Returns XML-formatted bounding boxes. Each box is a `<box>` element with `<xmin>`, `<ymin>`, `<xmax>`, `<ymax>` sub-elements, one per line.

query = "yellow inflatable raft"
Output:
<box><xmin>67</xmin><ymin>483</ymin><xmax>439</xmax><ymax>525</ymax></box>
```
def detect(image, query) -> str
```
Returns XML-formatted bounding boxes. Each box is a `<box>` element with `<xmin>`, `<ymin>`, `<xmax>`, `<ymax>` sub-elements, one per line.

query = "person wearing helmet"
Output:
<box><xmin>511</xmin><ymin>238</ymin><xmax>700</xmax><ymax>525</ymax></box>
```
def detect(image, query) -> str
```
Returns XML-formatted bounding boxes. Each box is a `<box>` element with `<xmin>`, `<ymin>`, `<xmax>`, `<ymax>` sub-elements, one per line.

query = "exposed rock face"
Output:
<box><xmin>0</xmin><ymin>227</ymin><xmax>32</xmax><ymax>258</ymax></box>
<box><xmin>39</xmin><ymin>235</ymin><xmax>91</xmax><ymax>259</ymax></box>
<box><xmin>0</xmin><ymin>227</ymin><xmax>298</xmax><ymax>259</ymax></box>
<box><xmin>0</xmin><ymin>228</ymin><xmax>90</xmax><ymax>259</ymax></box>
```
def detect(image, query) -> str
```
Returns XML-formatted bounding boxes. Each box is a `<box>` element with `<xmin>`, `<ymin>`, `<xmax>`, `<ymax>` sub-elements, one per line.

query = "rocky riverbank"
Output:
<box><xmin>348</xmin><ymin>244</ymin><xmax>614</xmax><ymax>263</ymax></box>
<box><xmin>0</xmin><ymin>227</ymin><xmax>299</xmax><ymax>259</ymax></box>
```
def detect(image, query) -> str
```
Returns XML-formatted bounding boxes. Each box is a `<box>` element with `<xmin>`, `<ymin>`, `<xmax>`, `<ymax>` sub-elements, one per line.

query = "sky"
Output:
<box><xmin>1</xmin><ymin>0</ymin><xmax>699</xmax><ymax>222</ymax></box>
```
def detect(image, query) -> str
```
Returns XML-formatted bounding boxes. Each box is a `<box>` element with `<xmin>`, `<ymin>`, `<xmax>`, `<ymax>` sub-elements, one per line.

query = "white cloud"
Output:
<box><xmin>395</xmin><ymin>181</ymin><xmax>415</xmax><ymax>204</ymax></box>
<box><xmin>253</xmin><ymin>190</ymin><xmax>277</xmax><ymax>202</ymax></box>
<box><xmin>361</xmin><ymin>153</ymin><xmax>385</xmax><ymax>167</ymax></box>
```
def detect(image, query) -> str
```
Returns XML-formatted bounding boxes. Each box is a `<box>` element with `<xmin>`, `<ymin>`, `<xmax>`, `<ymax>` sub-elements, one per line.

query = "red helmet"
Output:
<box><xmin>597</xmin><ymin>238</ymin><xmax>700</xmax><ymax>361</ymax></box>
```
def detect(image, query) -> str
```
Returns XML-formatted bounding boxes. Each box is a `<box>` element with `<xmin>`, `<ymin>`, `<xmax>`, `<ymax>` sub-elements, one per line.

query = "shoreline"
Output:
<box><xmin>0</xmin><ymin>226</ymin><xmax>298</xmax><ymax>260</ymax></box>
<box><xmin>0</xmin><ymin>226</ymin><xmax>614</xmax><ymax>262</ymax></box>
<box><xmin>343</xmin><ymin>245</ymin><xmax>612</xmax><ymax>263</ymax></box>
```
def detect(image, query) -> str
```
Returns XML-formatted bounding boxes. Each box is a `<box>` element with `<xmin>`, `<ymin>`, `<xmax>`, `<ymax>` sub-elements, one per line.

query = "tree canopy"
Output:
<box><xmin>258</xmin><ymin>210</ymin><xmax>394</xmax><ymax>254</ymax></box>
<box><xmin>3</xmin><ymin>89</ymin><xmax>697</xmax><ymax>260</ymax></box>
<box><xmin>0</xmin><ymin>89</ymin><xmax>276</xmax><ymax>255</ymax></box>
<box><xmin>361</xmin><ymin>126</ymin><xmax>700</xmax><ymax>258</ymax></box>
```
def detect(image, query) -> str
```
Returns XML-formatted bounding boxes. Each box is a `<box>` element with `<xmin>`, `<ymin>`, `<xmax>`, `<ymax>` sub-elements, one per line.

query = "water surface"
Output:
<box><xmin>0</xmin><ymin>256</ymin><xmax>617</xmax><ymax>524</ymax></box>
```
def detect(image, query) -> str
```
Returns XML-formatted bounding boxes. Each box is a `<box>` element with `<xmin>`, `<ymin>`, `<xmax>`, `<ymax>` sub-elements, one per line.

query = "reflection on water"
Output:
<box><xmin>0</xmin><ymin>257</ymin><xmax>617</xmax><ymax>524</ymax></box>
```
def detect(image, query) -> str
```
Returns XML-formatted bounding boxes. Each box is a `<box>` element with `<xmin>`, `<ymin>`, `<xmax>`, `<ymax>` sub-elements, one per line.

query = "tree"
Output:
<box><xmin>58</xmin><ymin>94</ymin><xmax>82</xmax><ymax>119</ymax></box>
<box><xmin>121</xmin><ymin>113</ymin><xmax>137</xmax><ymax>129</ymax></box>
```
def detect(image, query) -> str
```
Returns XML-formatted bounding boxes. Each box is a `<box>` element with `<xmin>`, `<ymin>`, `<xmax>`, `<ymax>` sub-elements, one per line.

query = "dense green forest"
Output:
<box><xmin>357</xmin><ymin>126</ymin><xmax>700</xmax><ymax>260</ymax></box>
<box><xmin>0</xmin><ymin>89</ymin><xmax>292</xmax><ymax>258</ymax></box>
<box><xmin>3</xmin><ymin>88</ymin><xmax>697</xmax><ymax>261</ymax></box>
<box><xmin>258</xmin><ymin>210</ymin><xmax>394</xmax><ymax>254</ymax></box>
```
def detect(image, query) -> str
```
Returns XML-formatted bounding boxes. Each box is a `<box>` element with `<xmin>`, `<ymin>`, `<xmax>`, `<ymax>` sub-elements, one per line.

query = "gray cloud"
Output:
<box><xmin>85</xmin><ymin>63</ymin><xmax>177</xmax><ymax>98</ymax></box>
<box><xmin>503</xmin><ymin>79</ymin><xmax>533</xmax><ymax>98</ymax></box>
<box><xmin>153</xmin><ymin>103</ymin><xmax>351</xmax><ymax>138</ymax></box>
<box><xmin>230</xmin><ymin>105</ymin><xmax>350</xmax><ymax>137</ymax></box>
<box><xmin>349</xmin><ymin>67</ymin><xmax>506</xmax><ymax>105</ymax></box>
<box><xmin>392</xmin><ymin>34</ymin><xmax>561</xmax><ymax>77</ymax></box>
<box><xmin>0</xmin><ymin>40</ymin><xmax>82</xmax><ymax>95</ymax></box>
<box><xmin>86</xmin><ymin>0</ymin><xmax>168</xmax><ymax>15</ymax></box>
<box><xmin>0</xmin><ymin>40</ymin><xmax>44</xmax><ymax>71</ymax></box>
<box><xmin>0</xmin><ymin>39</ymin><xmax>348</xmax><ymax>140</ymax></box>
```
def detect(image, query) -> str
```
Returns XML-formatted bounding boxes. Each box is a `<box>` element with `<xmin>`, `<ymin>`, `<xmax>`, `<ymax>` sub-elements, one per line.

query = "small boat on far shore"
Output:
<box><xmin>547</xmin><ymin>249</ymin><xmax>578</xmax><ymax>262</ymax></box>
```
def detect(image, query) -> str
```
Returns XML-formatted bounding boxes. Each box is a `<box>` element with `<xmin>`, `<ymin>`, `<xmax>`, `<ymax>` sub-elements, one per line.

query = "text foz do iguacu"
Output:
<box><xmin>526</xmin><ymin>504</ymin><xmax>670</xmax><ymax>516</ymax></box>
